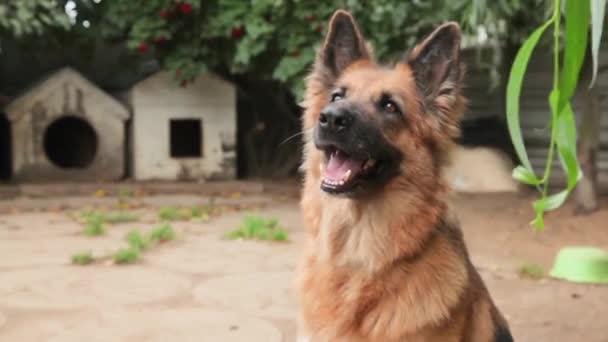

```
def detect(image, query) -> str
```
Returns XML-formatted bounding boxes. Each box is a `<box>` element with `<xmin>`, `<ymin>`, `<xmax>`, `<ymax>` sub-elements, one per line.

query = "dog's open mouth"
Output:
<box><xmin>321</xmin><ymin>146</ymin><xmax>377</xmax><ymax>193</ymax></box>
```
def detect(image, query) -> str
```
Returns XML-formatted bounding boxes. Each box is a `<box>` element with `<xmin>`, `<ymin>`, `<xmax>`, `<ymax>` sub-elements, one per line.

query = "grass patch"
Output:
<box><xmin>109</xmin><ymin>226</ymin><xmax>176</xmax><ymax>266</ymax></box>
<box><xmin>117</xmin><ymin>187</ymin><xmax>133</xmax><ymax>199</ymax></box>
<box><xmin>83</xmin><ymin>219</ymin><xmax>106</xmax><ymax>237</ymax></box>
<box><xmin>192</xmin><ymin>198</ymin><xmax>216</xmax><ymax>221</ymax></box>
<box><xmin>117</xmin><ymin>187</ymin><xmax>133</xmax><ymax>210</ymax></box>
<box><xmin>72</xmin><ymin>220</ymin><xmax>179</xmax><ymax>267</ymax></box>
<box><xmin>158</xmin><ymin>198</ymin><xmax>217</xmax><ymax>222</ymax></box>
<box><xmin>104</xmin><ymin>211</ymin><xmax>138</xmax><ymax>224</ymax></box>
<box><xmin>190</xmin><ymin>206</ymin><xmax>211</xmax><ymax>222</ymax></box>
<box><xmin>149</xmin><ymin>223</ymin><xmax>176</xmax><ymax>244</ymax></box>
<box><xmin>226</xmin><ymin>215</ymin><xmax>289</xmax><ymax>242</ymax></box>
<box><xmin>113</xmin><ymin>247</ymin><xmax>140</xmax><ymax>264</ymax></box>
<box><xmin>103</xmin><ymin>211</ymin><xmax>139</xmax><ymax>224</ymax></box>
<box><xmin>71</xmin><ymin>251</ymin><xmax>95</xmax><ymax>265</ymax></box>
<box><xmin>158</xmin><ymin>207</ymin><xmax>192</xmax><ymax>221</ymax></box>
<box><xmin>126</xmin><ymin>230</ymin><xmax>150</xmax><ymax>251</ymax></box>
<box><xmin>518</xmin><ymin>263</ymin><xmax>545</xmax><ymax>279</ymax></box>
<box><xmin>79</xmin><ymin>210</ymin><xmax>138</xmax><ymax>225</ymax></box>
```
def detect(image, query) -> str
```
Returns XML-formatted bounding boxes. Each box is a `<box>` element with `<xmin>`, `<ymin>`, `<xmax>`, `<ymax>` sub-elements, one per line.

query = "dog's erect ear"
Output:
<box><xmin>407</xmin><ymin>22</ymin><xmax>463</xmax><ymax>112</ymax></box>
<box><xmin>319</xmin><ymin>10</ymin><xmax>371</xmax><ymax>79</ymax></box>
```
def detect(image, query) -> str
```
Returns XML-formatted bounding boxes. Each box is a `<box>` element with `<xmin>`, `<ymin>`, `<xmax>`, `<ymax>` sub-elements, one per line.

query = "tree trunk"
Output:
<box><xmin>575</xmin><ymin>86</ymin><xmax>602</xmax><ymax>214</ymax></box>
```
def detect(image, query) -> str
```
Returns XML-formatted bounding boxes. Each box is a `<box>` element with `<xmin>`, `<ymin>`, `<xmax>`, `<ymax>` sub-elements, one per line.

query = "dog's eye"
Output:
<box><xmin>381</xmin><ymin>100</ymin><xmax>400</xmax><ymax>114</ymax></box>
<box><xmin>331</xmin><ymin>92</ymin><xmax>343</xmax><ymax>102</ymax></box>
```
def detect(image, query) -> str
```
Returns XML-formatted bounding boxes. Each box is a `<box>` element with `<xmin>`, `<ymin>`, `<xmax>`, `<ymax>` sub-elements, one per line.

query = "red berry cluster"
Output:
<box><xmin>159</xmin><ymin>2</ymin><xmax>193</xmax><ymax>19</ymax></box>
<box><xmin>137</xmin><ymin>42</ymin><xmax>149</xmax><ymax>54</ymax></box>
<box><xmin>178</xmin><ymin>2</ymin><xmax>193</xmax><ymax>15</ymax></box>
<box><xmin>304</xmin><ymin>13</ymin><xmax>324</xmax><ymax>33</ymax></box>
<box><xmin>137</xmin><ymin>2</ymin><xmax>195</xmax><ymax>54</ymax></box>
<box><xmin>231</xmin><ymin>25</ymin><xmax>245</xmax><ymax>39</ymax></box>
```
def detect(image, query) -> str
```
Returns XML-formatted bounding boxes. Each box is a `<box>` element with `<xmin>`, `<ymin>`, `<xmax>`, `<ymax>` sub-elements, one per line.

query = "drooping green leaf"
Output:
<box><xmin>590</xmin><ymin>0</ymin><xmax>607</xmax><ymax>87</ymax></box>
<box><xmin>506</xmin><ymin>19</ymin><xmax>553</xmax><ymax>175</ymax></box>
<box><xmin>559</xmin><ymin>0</ymin><xmax>590</xmax><ymax>111</ymax></box>
<box><xmin>555</xmin><ymin>104</ymin><xmax>582</xmax><ymax>190</ymax></box>
<box><xmin>544</xmin><ymin>190</ymin><xmax>570</xmax><ymax>211</ymax></box>
<box><xmin>531</xmin><ymin>189</ymin><xmax>568</xmax><ymax>231</ymax></box>
<box><xmin>512</xmin><ymin>165</ymin><xmax>542</xmax><ymax>185</ymax></box>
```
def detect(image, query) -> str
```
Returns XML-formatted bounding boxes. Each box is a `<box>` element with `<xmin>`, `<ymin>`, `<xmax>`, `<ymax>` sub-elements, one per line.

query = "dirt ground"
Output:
<box><xmin>0</xmin><ymin>185</ymin><xmax>607</xmax><ymax>342</ymax></box>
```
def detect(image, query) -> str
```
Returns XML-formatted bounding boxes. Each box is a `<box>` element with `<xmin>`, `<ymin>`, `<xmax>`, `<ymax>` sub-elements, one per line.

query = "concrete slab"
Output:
<box><xmin>0</xmin><ymin>213</ymin><xmax>79</xmax><ymax>239</ymax></box>
<box><xmin>193</xmin><ymin>271</ymin><xmax>296</xmax><ymax>319</ymax></box>
<box><xmin>0</xmin><ymin>266</ymin><xmax>191</xmax><ymax>309</ymax></box>
<box><xmin>147</xmin><ymin>238</ymin><xmax>298</xmax><ymax>276</ymax></box>
<box><xmin>0</xmin><ymin>309</ymin><xmax>282</xmax><ymax>342</ymax></box>
<box><xmin>0</xmin><ymin>237</ymin><xmax>119</xmax><ymax>268</ymax></box>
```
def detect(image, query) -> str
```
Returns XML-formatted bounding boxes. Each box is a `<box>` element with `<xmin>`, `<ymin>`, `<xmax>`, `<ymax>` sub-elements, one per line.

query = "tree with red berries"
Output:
<box><xmin>87</xmin><ymin>1</ymin><xmax>543</xmax><ymax>98</ymax></box>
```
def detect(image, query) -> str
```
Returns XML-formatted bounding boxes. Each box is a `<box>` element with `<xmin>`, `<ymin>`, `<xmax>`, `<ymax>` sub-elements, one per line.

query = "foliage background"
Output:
<box><xmin>0</xmin><ymin>0</ymin><xmax>552</xmax><ymax>178</ymax></box>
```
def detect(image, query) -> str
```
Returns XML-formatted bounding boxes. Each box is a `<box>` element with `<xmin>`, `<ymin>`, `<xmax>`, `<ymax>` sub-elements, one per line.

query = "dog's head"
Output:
<box><xmin>302</xmin><ymin>10</ymin><xmax>465</xmax><ymax>198</ymax></box>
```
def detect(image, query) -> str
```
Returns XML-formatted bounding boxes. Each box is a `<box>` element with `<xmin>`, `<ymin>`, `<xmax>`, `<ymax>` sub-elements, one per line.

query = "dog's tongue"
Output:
<box><xmin>324</xmin><ymin>150</ymin><xmax>363</xmax><ymax>181</ymax></box>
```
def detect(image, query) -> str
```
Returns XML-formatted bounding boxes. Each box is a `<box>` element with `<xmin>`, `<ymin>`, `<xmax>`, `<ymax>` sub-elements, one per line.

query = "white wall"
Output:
<box><xmin>131</xmin><ymin>72</ymin><xmax>236</xmax><ymax>181</ymax></box>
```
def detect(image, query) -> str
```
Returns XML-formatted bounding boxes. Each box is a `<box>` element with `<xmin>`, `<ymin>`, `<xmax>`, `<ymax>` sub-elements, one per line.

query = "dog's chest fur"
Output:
<box><xmin>298</xmin><ymin>192</ymin><xmax>470</xmax><ymax>341</ymax></box>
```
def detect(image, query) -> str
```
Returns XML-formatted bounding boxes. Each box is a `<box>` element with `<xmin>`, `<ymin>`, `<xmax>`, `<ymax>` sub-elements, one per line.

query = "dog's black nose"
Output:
<box><xmin>318</xmin><ymin>108</ymin><xmax>353</xmax><ymax>132</ymax></box>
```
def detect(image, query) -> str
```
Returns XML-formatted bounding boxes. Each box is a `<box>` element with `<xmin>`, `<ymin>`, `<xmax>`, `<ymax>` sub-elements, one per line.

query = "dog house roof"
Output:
<box><xmin>4</xmin><ymin>67</ymin><xmax>129</xmax><ymax>122</ymax></box>
<box><xmin>130</xmin><ymin>71</ymin><xmax>235</xmax><ymax>107</ymax></box>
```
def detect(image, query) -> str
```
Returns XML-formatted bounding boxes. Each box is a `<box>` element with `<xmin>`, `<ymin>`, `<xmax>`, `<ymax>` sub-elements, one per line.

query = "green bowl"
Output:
<box><xmin>550</xmin><ymin>247</ymin><xmax>608</xmax><ymax>284</ymax></box>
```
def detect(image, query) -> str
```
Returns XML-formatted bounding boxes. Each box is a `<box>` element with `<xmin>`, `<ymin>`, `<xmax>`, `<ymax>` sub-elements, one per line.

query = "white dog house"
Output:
<box><xmin>130</xmin><ymin>71</ymin><xmax>236</xmax><ymax>181</ymax></box>
<box><xmin>4</xmin><ymin>67</ymin><xmax>129</xmax><ymax>182</ymax></box>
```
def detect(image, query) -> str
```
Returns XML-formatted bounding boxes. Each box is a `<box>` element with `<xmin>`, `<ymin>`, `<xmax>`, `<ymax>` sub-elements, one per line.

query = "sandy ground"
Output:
<box><xmin>0</xmin><ymin>188</ymin><xmax>607</xmax><ymax>341</ymax></box>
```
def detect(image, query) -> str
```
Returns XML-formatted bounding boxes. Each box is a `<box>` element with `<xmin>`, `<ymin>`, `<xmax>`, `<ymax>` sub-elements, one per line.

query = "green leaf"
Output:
<box><xmin>532</xmin><ymin>199</ymin><xmax>546</xmax><ymax>231</ymax></box>
<box><xmin>512</xmin><ymin>165</ymin><xmax>542</xmax><ymax>185</ymax></box>
<box><xmin>590</xmin><ymin>0</ymin><xmax>607</xmax><ymax>87</ymax></box>
<box><xmin>531</xmin><ymin>190</ymin><xmax>568</xmax><ymax>231</ymax></box>
<box><xmin>544</xmin><ymin>190</ymin><xmax>569</xmax><ymax>211</ymax></box>
<box><xmin>556</xmin><ymin>104</ymin><xmax>582</xmax><ymax>191</ymax></box>
<box><xmin>506</xmin><ymin>19</ymin><xmax>553</xmax><ymax>174</ymax></box>
<box><xmin>272</xmin><ymin>49</ymin><xmax>315</xmax><ymax>81</ymax></box>
<box><xmin>560</xmin><ymin>0</ymin><xmax>590</xmax><ymax>111</ymax></box>
<box><xmin>549</xmin><ymin>88</ymin><xmax>560</xmax><ymax>118</ymax></box>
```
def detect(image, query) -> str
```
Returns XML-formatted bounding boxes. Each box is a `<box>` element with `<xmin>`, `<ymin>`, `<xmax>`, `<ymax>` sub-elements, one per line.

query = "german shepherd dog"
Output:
<box><xmin>296</xmin><ymin>10</ymin><xmax>513</xmax><ymax>342</ymax></box>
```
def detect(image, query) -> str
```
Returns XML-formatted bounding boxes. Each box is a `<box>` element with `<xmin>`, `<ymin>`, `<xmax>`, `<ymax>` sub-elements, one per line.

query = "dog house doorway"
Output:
<box><xmin>170</xmin><ymin>119</ymin><xmax>203</xmax><ymax>158</ymax></box>
<box><xmin>43</xmin><ymin>116</ymin><xmax>98</xmax><ymax>169</ymax></box>
<box><xmin>0</xmin><ymin>113</ymin><xmax>11</xmax><ymax>180</ymax></box>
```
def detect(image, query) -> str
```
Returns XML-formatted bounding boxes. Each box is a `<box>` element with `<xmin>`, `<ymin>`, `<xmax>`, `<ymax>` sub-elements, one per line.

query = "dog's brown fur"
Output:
<box><xmin>296</xmin><ymin>10</ymin><xmax>512</xmax><ymax>342</ymax></box>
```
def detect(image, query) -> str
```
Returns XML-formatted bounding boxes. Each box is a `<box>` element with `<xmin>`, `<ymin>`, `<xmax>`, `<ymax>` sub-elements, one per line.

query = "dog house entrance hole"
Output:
<box><xmin>44</xmin><ymin>116</ymin><xmax>98</xmax><ymax>169</ymax></box>
<box><xmin>0</xmin><ymin>113</ymin><xmax>11</xmax><ymax>180</ymax></box>
<box><xmin>170</xmin><ymin>119</ymin><xmax>202</xmax><ymax>158</ymax></box>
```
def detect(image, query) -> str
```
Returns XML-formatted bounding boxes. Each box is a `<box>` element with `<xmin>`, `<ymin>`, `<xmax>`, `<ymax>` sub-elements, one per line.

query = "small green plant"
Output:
<box><xmin>117</xmin><ymin>187</ymin><xmax>133</xmax><ymax>210</ymax></box>
<box><xmin>117</xmin><ymin>187</ymin><xmax>132</xmax><ymax>198</ymax></box>
<box><xmin>191</xmin><ymin>197</ymin><xmax>217</xmax><ymax>220</ymax></box>
<box><xmin>518</xmin><ymin>263</ymin><xmax>545</xmax><ymax>279</ymax></box>
<box><xmin>226</xmin><ymin>215</ymin><xmax>289</xmax><ymax>242</ymax></box>
<box><xmin>83</xmin><ymin>219</ymin><xmax>106</xmax><ymax>237</ymax></box>
<box><xmin>126</xmin><ymin>230</ymin><xmax>150</xmax><ymax>251</ymax></box>
<box><xmin>191</xmin><ymin>207</ymin><xmax>211</xmax><ymax>222</ymax></box>
<box><xmin>270</xmin><ymin>229</ymin><xmax>289</xmax><ymax>242</ymax></box>
<box><xmin>82</xmin><ymin>210</ymin><xmax>104</xmax><ymax>223</ymax></box>
<box><xmin>190</xmin><ymin>206</ymin><xmax>204</xmax><ymax>218</ymax></box>
<box><xmin>149</xmin><ymin>223</ymin><xmax>176</xmax><ymax>244</ymax></box>
<box><xmin>158</xmin><ymin>207</ymin><xmax>191</xmax><ymax>221</ymax></box>
<box><xmin>103</xmin><ymin>211</ymin><xmax>139</xmax><ymax>224</ymax></box>
<box><xmin>113</xmin><ymin>247</ymin><xmax>140</xmax><ymax>264</ymax></box>
<box><xmin>71</xmin><ymin>251</ymin><xmax>95</xmax><ymax>265</ymax></box>
<box><xmin>79</xmin><ymin>210</ymin><xmax>138</xmax><ymax>225</ymax></box>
